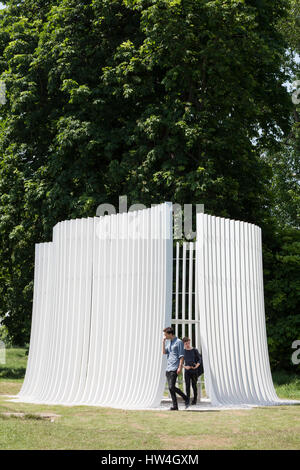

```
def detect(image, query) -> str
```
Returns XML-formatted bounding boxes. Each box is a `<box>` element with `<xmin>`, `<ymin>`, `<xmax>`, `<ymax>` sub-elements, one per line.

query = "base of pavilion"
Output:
<box><xmin>4</xmin><ymin>395</ymin><xmax>300</xmax><ymax>411</ymax></box>
<box><xmin>159</xmin><ymin>397</ymin><xmax>254</xmax><ymax>411</ymax></box>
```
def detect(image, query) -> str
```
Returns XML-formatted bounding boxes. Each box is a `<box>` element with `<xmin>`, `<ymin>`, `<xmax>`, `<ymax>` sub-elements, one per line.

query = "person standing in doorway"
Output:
<box><xmin>182</xmin><ymin>337</ymin><xmax>202</xmax><ymax>406</ymax></box>
<box><xmin>163</xmin><ymin>327</ymin><xmax>189</xmax><ymax>410</ymax></box>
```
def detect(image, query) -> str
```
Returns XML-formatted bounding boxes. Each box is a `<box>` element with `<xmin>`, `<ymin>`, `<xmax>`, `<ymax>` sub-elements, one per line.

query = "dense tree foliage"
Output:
<box><xmin>264</xmin><ymin>227</ymin><xmax>300</xmax><ymax>370</ymax></box>
<box><xmin>0</xmin><ymin>0</ymin><xmax>298</xmax><ymax>370</ymax></box>
<box><xmin>262</xmin><ymin>0</ymin><xmax>299</xmax><ymax>370</ymax></box>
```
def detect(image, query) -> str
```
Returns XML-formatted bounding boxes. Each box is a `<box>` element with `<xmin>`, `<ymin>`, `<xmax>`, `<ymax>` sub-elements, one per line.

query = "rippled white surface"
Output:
<box><xmin>196</xmin><ymin>213</ymin><xmax>298</xmax><ymax>406</ymax></box>
<box><xmin>18</xmin><ymin>203</ymin><xmax>173</xmax><ymax>408</ymax></box>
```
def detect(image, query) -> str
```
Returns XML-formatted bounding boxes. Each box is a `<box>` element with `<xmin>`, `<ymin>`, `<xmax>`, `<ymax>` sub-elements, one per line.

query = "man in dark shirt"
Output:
<box><xmin>182</xmin><ymin>337</ymin><xmax>202</xmax><ymax>406</ymax></box>
<box><xmin>163</xmin><ymin>327</ymin><xmax>189</xmax><ymax>410</ymax></box>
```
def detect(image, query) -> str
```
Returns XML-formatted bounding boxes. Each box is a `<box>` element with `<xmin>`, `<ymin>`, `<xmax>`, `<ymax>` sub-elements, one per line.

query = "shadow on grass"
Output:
<box><xmin>0</xmin><ymin>368</ymin><xmax>26</xmax><ymax>379</ymax></box>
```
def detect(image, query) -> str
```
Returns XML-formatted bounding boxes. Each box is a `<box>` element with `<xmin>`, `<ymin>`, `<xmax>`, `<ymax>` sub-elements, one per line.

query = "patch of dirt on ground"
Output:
<box><xmin>159</xmin><ymin>434</ymin><xmax>233</xmax><ymax>450</ymax></box>
<box><xmin>129</xmin><ymin>422</ymin><xmax>148</xmax><ymax>431</ymax></box>
<box><xmin>0</xmin><ymin>383</ymin><xmax>21</xmax><ymax>395</ymax></box>
<box><xmin>222</xmin><ymin>410</ymin><xmax>251</xmax><ymax>416</ymax></box>
<box><xmin>0</xmin><ymin>411</ymin><xmax>61</xmax><ymax>422</ymax></box>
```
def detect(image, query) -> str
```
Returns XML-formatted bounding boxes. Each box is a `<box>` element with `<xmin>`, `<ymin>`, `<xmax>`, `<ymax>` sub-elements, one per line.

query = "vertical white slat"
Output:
<box><xmin>60</xmin><ymin>219</ymin><xmax>78</xmax><ymax>402</ymax></box>
<box><xmin>257</xmin><ymin>227</ymin><xmax>278</xmax><ymax>402</ymax></box>
<box><xmin>81</xmin><ymin>216</ymin><xmax>98</xmax><ymax>404</ymax></box>
<box><xmin>43</xmin><ymin>220</ymin><xmax>67</xmax><ymax>403</ymax></box>
<box><xmin>175</xmin><ymin>242</ymin><xmax>179</xmax><ymax>339</ymax></box>
<box><xmin>147</xmin><ymin>204</ymin><xmax>163</xmax><ymax>406</ymax></box>
<box><xmin>108</xmin><ymin>213</ymin><xmax>124</xmax><ymax>405</ymax></box>
<box><xmin>32</xmin><ymin>243</ymin><xmax>54</xmax><ymax>400</ymax></box>
<box><xmin>65</xmin><ymin>219</ymin><xmax>82</xmax><ymax>402</ymax></box>
<box><xmin>123</xmin><ymin>210</ymin><xmax>134</xmax><ymax>405</ymax></box>
<box><xmin>112</xmin><ymin>212</ymin><xmax>128</xmax><ymax>405</ymax></box>
<box><xmin>200</xmin><ymin>214</ymin><xmax>212</xmax><ymax>401</ymax></box>
<box><xmin>65</xmin><ymin>218</ymin><xmax>93</xmax><ymax>403</ymax></box>
<box><xmin>18</xmin><ymin>243</ymin><xmax>42</xmax><ymax>398</ymax></box>
<box><xmin>182</xmin><ymin>242</ymin><xmax>187</xmax><ymax>336</ymax></box>
<box><xmin>231</xmin><ymin>219</ymin><xmax>245</xmax><ymax>403</ymax></box>
<box><xmin>49</xmin><ymin>220</ymin><xmax>68</xmax><ymax>402</ymax></box>
<box><xmin>19</xmin><ymin>243</ymin><xmax>53</xmax><ymax>399</ymax></box>
<box><xmin>253</xmin><ymin>225</ymin><xmax>273</xmax><ymax>402</ymax></box>
<box><xmin>240</xmin><ymin>221</ymin><xmax>255</xmax><ymax>402</ymax></box>
<box><xmin>115</xmin><ymin>210</ymin><xmax>133</xmax><ymax>405</ymax></box>
<box><xmin>202</xmin><ymin>215</ymin><xmax>212</xmax><ymax>401</ymax></box>
<box><xmin>147</xmin><ymin>205</ymin><xmax>162</xmax><ymax>406</ymax></box>
<box><xmin>207</xmin><ymin>216</ymin><xmax>218</xmax><ymax>401</ymax></box>
<box><xmin>80</xmin><ymin>218</ymin><xmax>95</xmax><ymax>402</ymax></box>
<box><xmin>224</xmin><ymin>218</ymin><xmax>238</xmax><ymax>401</ymax></box>
<box><xmin>39</xmin><ymin>223</ymin><xmax>58</xmax><ymax>402</ymax></box>
<box><xmin>211</xmin><ymin>216</ymin><xmax>224</xmax><ymax>402</ymax></box>
<box><xmin>37</xmin><ymin>226</ymin><xmax>59</xmax><ymax>402</ymax></box>
<box><xmin>210</xmin><ymin>217</ymin><xmax>218</xmax><ymax>400</ymax></box>
<box><xmin>92</xmin><ymin>214</ymin><xmax>112</xmax><ymax>404</ymax></box>
<box><xmin>131</xmin><ymin>209</ymin><xmax>146</xmax><ymax>406</ymax></box>
<box><xmin>102</xmin><ymin>213</ymin><xmax>118</xmax><ymax>405</ymax></box>
<box><xmin>51</xmin><ymin>219</ymin><xmax>75</xmax><ymax>403</ymax></box>
<box><xmin>249</xmin><ymin>223</ymin><xmax>268</xmax><ymax>402</ymax></box>
<box><xmin>243</xmin><ymin>223</ymin><xmax>260</xmax><ymax>402</ymax></box>
<box><xmin>228</xmin><ymin>218</ymin><xmax>238</xmax><ymax>404</ymax></box>
<box><xmin>95</xmin><ymin>214</ymin><xmax>113</xmax><ymax>404</ymax></box>
<box><xmin>141</xmin><ymin>207</ymin><xmax>157</xmax><ymax>405</ymax></box>
<box><xmin>215</xmin><ymin>217</ymin><xmax>230</xmax><ymax>403</ymax></box>
<box><xmin>146</xmin><ymin>205</ymin><xmax>160</xmax><ymax>405</ymax></box>
<box><xmin>236</xmin><ymin>220</ymin><xmax>248</xmax><ymax>402</ymax></box>
<box><xmin>188</xmin><ymin>242</ymin><xmax>193</xmax><ymax>341</ymax></box>
<box><xmin>220</xmin><ymin>218</ymin><xmax>234</xmax><ymax>401</ymax></box>
<box><xmin>195</xmin><ymin>237</ymin><xmax>200</xmax><ymax>351</ymax></box>
<box><xmin>252</xmin><ymin>223</ymin><xmax>270</xmax><ymax>403</ymax></box>
<box><xmin>154</xmin><ymin>201</ymin><xmax>173</xmax><ymax>407</ymax></box>
<box><xmin>212</xmin><ymin>217</ymin><xmax>225</xmax><ymax>401</ymax></box>
<box><xmin>144</xmin><ymin>208</ymin><xmax>158</xmax><ymax>406</ymax></box>
<box><xmin>124</xmin><ymin>209</ymin><xmax>142</xmax><ymax>405</ymax></box>
<box><xmin>73</xmin><ymin>217</ymin><xmax>94</xmax><ymax>404</ymax></box>
<box><xmin>130</xmin><ymin>209</ymin><xmax>145</xmax><ymax>407</ymax></box>
<box><xmin>139</xmin><ymin>207</ymin><xmax>153</xmax><ymax>407</ymax></box>
<box><xmin>22</xmin><ymin>244</ymin><xmax>44</xmax><ymax>398</ymax></box>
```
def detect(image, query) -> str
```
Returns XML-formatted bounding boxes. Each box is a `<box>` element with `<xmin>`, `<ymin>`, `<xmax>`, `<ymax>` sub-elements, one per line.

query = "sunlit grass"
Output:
<box><xmin>0</xmin><ymin>348</ymin><xmax>299</xmax><ymax>450</ymax></box>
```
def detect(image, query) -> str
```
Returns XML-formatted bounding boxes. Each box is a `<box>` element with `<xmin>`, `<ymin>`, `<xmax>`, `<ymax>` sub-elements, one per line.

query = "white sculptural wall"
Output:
<box><xmin>19</xmin><ymin>242</ymin><xmax>54</xmax><ymax>399</ymax></box>
<box><xmin>196</xmin><ymin>213</ymin><xmax>296</xmax><ymax>406</ymax></box>
<box><xmin>18</xmin><ymin>203</ymin><xmax>173</xmax><ymax>408</ymax></box>
<box><xmin>17</xmin><ymin>205</ymin><xmax>298</xmax><ymax>409</ymax></box>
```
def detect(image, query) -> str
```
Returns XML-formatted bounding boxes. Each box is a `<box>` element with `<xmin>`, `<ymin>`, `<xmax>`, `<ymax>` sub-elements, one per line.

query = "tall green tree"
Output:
<box><xmin>0</xmin><ymin>0</ymin><xmax>295</xmax><ymax>345</ymax></box>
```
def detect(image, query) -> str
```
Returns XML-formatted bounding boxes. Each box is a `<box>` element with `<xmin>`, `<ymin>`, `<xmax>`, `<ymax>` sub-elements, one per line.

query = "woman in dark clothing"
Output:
<box><xmin>182</xmin><ymin>337</ymin><xmax>202</xmax><ymax>406</ymax></box>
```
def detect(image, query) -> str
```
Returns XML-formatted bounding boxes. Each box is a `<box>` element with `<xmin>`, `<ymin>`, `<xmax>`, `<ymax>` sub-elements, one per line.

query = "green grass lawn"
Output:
<box><xmin>0</xmin><ymin>348</ymin><xmax>299</xmax><ymax>450</ymax></box>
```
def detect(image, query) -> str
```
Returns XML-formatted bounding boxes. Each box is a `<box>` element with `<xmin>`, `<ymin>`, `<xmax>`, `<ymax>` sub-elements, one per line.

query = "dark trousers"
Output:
<box><xmin>166</xmin><ymin>371</ymin><xmax>188</xmax><ymax>408</ymax></box>
<box><xmin>184</xmin><ymin>369</ymin><xmax>198</xmax><ymax>403</ymax></box>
